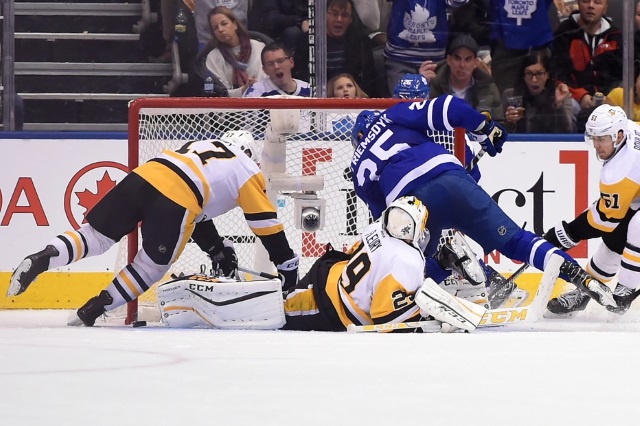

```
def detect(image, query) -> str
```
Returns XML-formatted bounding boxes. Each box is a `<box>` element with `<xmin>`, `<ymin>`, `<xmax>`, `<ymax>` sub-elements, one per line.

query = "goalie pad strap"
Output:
<box><xmin>415</xmin><ymin>278</ymin><xmax>487</xmax><ymax>332</ymax></box>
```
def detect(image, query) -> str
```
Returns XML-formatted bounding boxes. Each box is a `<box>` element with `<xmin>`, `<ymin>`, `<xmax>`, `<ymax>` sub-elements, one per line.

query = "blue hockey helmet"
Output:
<box><xmin>393</xmin><ymin>73</ymin><xmax>430</xmax><ymax>99</ymax></box>
<box><xmin>352</xmin><ymin>110</ymin><xmax>381</xmax><ymax>148</ymax></box>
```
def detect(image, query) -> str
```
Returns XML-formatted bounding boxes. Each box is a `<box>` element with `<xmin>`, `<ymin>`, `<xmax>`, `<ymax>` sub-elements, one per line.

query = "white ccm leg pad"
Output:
<box><xmin>441</xmin><ymin>274</ymin><xmax>489</xmax><ymax>308</ymax></box>
<box><xmin>415</xmin><ymin>278</ymin><xmax>488</xmax><ymax>332</ymax></box>
<box><xmin>157</xmin><ymin>275</ymin><xmax>285</xmax><ymax>330</ymax></box>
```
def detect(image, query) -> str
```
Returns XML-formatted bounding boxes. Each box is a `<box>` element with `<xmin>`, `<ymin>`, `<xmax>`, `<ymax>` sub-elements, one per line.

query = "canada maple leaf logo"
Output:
<box><xmin>75</xmin><ymin>171</ymin><xmax>117</xmax><ymax>223</ymax></box>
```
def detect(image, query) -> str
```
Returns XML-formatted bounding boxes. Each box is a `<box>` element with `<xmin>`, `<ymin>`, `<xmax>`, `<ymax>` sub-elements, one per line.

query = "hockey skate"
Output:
<box><xmin>559</xmin><ymin>261</ymin><xmax>617</xmax><ymax>309</ymax></box>
<box><xmin>7</xmin><ymin>245</ymin><xmax>59</xmax><ymax>297</ymax></box>
<box><xmin>75</xmin><ymin>290</ymin><xmax>113</xmax><ymax>327</ymax></box>
<box><xmin>545</xmin><ymin>288</ymin><xmax>590</xmax><ymax>317</ymax></box>
<box><xmin>606</xmin><ymin>284</ymin><xmax>640</xmax><ymax>315</ymax></box>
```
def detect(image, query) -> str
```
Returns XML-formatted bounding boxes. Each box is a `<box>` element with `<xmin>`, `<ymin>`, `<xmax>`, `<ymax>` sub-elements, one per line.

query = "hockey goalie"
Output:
<box><xmin>158</xmin><ymin>196</ymin><xmax>510</xmax><ymax>333</ymax></box>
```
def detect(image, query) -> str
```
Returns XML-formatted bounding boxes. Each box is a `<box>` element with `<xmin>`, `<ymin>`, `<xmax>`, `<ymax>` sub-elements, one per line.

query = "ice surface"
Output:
<box><xmin>2</xmin><ymin>307</ymin><xmax>640</xmax><ymax>426</ymax></box>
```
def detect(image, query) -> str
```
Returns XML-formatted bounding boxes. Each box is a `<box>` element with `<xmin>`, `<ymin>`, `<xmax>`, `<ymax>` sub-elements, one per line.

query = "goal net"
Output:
<box><xmin>118</xmin><ymin>97</ymin><xmax>466</xmax><ymax>324</ymax></box>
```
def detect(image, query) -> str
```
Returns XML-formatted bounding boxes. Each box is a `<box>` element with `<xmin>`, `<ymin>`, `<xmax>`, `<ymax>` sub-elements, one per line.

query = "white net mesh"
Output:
<box><xmin>117</xmin><ymin>97</ymin><xmax>462</xmax><ymax>322</ymax></box>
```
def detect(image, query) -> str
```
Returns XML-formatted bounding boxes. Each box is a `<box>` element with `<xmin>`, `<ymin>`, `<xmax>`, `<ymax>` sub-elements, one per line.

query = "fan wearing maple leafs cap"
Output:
<box><xmin>7</xmin><ymin>132</ymin><xmax>300</xmax><ymax>327</ymax></box>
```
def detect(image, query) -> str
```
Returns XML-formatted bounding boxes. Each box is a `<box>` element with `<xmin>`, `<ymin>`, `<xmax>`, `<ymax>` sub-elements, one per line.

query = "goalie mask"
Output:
<box><xmin>220</xmin><ymin>130</ymin><xmax>259</xmax><ymax>162</ymax></box>
<box><xmin>352</xmin><ymin>110</ymin><xmax>381</xmax><ymax>149</ymax></box>
<box><xmin>393</xmin><ymin>73</ymin><xmax>430</xmax><ymax>99</ymax></box>
<box><xmin>382</xmin><ymin>196</ymin><xmax>428</xmax><ymax>246</ymax></box>
<box><xmin>584</xmin><ymin>105</ymin><xmax>627</xmax><ymax>161</ymax></box>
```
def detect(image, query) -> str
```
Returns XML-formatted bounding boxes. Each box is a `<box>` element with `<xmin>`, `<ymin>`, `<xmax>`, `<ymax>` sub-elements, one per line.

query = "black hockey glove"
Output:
<box><xmin>544</xmin><ymin>221</ymin><xmax>580</xmax><ymax>250</ymax></box>
<box><xmin>277</xmin><ymin>254</ymin><xmax>300</xmax><ymax>293</ymax></box>
<box><xmin>474</xmin><ymin>119</ymin><xmax>507</xmax><ymax>157</ymax></box>
<box><xmin>206</xmin><ymin>238</ymin><xmax>238</xmax><ymax>277</ymax></box>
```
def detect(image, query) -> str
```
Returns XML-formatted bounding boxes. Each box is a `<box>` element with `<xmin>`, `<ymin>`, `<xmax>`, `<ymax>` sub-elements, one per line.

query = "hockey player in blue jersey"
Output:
<box><xmin>392</xmin><ymin>73</ymin><xmax>483</xmax><ymax>182</ymax></box>
<box><xmin>350</xmin><ymin>95</ymin><xmax>617</xmax><ymax>310</ymax></box>
<box><xmin>392</xmin><ymin>73</ymin><xmax>507</xmax><ymax>305</ymax></box>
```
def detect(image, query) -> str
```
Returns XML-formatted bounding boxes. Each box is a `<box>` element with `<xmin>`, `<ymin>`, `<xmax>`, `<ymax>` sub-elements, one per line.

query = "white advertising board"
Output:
<box><xmin>0</xmin><ymin>137</ymin><xmax>598</xmax><ymax>273</ymax></box>
<box><xmin>0</xmin><ymin>138</ymin><xmax>127</xmax><ymax>271</ymax></box>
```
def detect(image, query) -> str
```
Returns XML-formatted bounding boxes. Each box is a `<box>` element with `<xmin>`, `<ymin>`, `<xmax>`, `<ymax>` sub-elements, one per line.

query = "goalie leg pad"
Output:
<box><xmin>441</xmin><ymin>274</ymin><xmax>489</xmax><ymax>307</ymax></box>
<box><xmin>415</xmin><ymin>278</ymin><xmax>487</xmax><ymax>332</ymax></box>
<box><xmin>157</xmin><ymin>275</ymin><xmax>285</xmax><ymax>329</ymax></box>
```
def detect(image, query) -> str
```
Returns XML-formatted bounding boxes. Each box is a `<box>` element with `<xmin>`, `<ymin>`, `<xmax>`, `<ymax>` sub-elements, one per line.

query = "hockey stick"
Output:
<box><xmin>508</xmin><ymin>263</ymin><xmax>530</xmax><ymax>282</ymax></box>
<box><xmin>465</xmin><ymin>148</ymin><xmax>485</xmax><ymax>172</ymax></box>
<box><xmin>347</xmin><ymin>321</ymin><xmax>442</xmax><ymax>333</ymax></box>
<box><xmin>348</xmin><ymin>254</ymin><xmax>562</xmax><ymax>333</ymax></box>
<box><xmin>238</xmin><ymin>266</ymin><xmax>279</xmax><ymax>280</ymax></box>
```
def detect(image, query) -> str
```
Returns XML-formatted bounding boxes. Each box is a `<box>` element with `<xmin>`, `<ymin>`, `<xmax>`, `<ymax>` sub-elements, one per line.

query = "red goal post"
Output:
<box><xmin>122</xmin><ymin>97</ymin><xmax>467</xmax><ymax>324</ymax></box>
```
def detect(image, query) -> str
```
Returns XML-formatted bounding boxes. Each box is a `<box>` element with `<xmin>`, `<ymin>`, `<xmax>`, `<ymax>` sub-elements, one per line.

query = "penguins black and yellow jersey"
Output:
<box><xmin>133</xmin><ymin>139</ymin><xmax>283</xmax><ymax>237</ymax></box>
<box><xmin>581</xmin><ymin>122</ymin><xmax>640</xmax><ymax>236</ymax></box>
<box><xmin>284</xmin><ymin>221</ymin><xmax>426</xmax><ymax>329</ymax></box>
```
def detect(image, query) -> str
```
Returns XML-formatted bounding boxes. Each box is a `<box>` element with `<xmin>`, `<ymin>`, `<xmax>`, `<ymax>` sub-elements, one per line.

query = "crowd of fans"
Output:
<box><xmin>154</xmin><ymin>0</ymin><xmax>640</xmax><ymax>134</ymax></box>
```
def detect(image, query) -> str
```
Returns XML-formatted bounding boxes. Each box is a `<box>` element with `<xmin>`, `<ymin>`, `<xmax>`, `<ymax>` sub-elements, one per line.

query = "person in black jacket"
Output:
<box><xmin>552</xmin><ymin>1</ymin><xmax>622</xmax><ymax>112</ymax></box>
<box><xmin>251</xmin><ymin>0</ymin><xmax>308</xmax><ymax>54</ymax></box>
<box><xmin>501</xmin><ymin>49</ymin><xmax>575</xmax><ymax>133</ymax></box>
<box><xmin>292</xmin><ymin>0</ymin><xmax>377</xmax><ymax>97</ymax></box>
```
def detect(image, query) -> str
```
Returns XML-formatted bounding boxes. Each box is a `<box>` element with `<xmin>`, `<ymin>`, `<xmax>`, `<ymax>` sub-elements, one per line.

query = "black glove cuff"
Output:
<box><xmin>207</xmin><ymin>236</ymin><xmax>225</xmax><ymax>255</ymax></box>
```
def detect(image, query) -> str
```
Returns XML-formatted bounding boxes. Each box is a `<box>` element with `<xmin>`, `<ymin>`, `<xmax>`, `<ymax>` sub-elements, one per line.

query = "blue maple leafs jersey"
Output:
<box><xmin>351</xmin><ymin>95</ymin><xmax>487</xmax><ymax>218</ymax></box>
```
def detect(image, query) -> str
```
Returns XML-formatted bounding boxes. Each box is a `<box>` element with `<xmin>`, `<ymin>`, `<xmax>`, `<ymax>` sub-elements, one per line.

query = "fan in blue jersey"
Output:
<box><xmin>350</xmin><ymin>95</ymin><xmax>618</xmax><ymax>311</ymax></box>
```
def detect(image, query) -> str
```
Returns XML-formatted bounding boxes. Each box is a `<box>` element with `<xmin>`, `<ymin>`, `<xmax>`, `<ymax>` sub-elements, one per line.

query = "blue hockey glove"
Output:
<box><xmin>474</xmin><ymin>119</ymin><xmax>507</xmax><ymax>157</ymax></box>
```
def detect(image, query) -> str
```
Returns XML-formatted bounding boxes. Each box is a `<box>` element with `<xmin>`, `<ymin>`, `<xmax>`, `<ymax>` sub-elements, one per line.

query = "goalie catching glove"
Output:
<box><xmin>544</xmin><ymin>221</ymin><xmax>580</xmax><ymax>250</ymax></box>
<box><xmin>436</xmin><ymin>231</ymin><xmax>486</xmax><ymax>286</ymax></box>
<box><xmin>277</xmin><ymin>254</ymin><xmax>300</xmax><ymax>293</ymax></box>
<box><xmin>206</xmin><ymin>238</ymin><xmax>238</xmax><ymax>278</ymax></box>
<box><xmin>472</xmin><ymin>112</ymin><xmax>507</xmax><ymax>157</ymax></box>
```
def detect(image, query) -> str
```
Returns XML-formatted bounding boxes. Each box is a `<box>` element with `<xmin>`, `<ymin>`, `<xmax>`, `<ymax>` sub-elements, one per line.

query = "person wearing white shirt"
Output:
<box><xmin>244</xmin><ymin>42</ymin><xmax>311</xmax><ymax>98</ymax></box>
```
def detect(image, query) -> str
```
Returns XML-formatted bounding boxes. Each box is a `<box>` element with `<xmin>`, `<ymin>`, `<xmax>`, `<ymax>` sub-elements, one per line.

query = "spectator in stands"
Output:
<box><xmin>489</xmin><ymin>0</ymin><xmax>555</xmax><ymax>96</ymax></box>
<box><xmin>326</xmin><ymin>73</ymin><xmax>369</xmax><ymax>135</ymax></box>
<box><xmin>244</xmin><ymin>42</ymin><xmax>311</xmax><ymax>97</ymax></box>
<box><xmin>252</xmin><ymin>0</ymin><xmax>309</xmax><ymax>55</ymax></box>
<box><xmin>604</xmin><ymin>64</ymin><xmax>640</xmax><ymax>123</ymax></box>
<box><xmin>327</xmin><ymin>73</ymin><xmax>369</xmax><ymax>98</ymax></box>
<box><xmin>293</xmin><ymin>0</ymin><xmax>377</xmax><ymax>97</ymax></box>
<box><xmin>448</xmin><ymin>0</ymin><xmax>491</xmax><ymax>48</ymax></box>
<box><xmin>502</xmin><ymin>49</ymin><xmax>574</xmax><ymax>134</ymax></box>
<box><xmin>155</xmin><ymin>0</ymin><xmax>196</xmax><ymax>63</ymax></box>
<box><xmin>195</xmin><ymin>1</ymin><xmax>248</xmax><ymax>50</ymax></box>
<box><xmin>553</xmin><ymin>0</ymin><xmax>622</xmax><ymax>121</ymax></box>
<box><xmin>383</xmin><ymin>0</ymin><xmax>469</xmax><ymax>96</ymax></box>
<box><xmin>429</xmin><ymin>35</ymin><xmax>504</xmax><ymax>123</ymax></box>
<box><xmin>202</xmin><ymin>6</ymin><xmax>267</xmax><ymax>97</ymax></box>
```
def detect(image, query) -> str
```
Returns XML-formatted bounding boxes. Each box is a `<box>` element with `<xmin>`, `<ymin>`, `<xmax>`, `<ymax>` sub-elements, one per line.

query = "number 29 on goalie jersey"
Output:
<box><xmin>323</xmin><ymin>222</ymin><xmax>426</xmax><ymax>326</ymax></box>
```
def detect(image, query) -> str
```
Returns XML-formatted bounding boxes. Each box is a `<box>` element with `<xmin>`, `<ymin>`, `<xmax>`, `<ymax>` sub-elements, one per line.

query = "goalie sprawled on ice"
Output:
<box><xmin>158</xmin><ymin>196</ymin><xmax>559</xmax><ymax>333</ymax></box>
